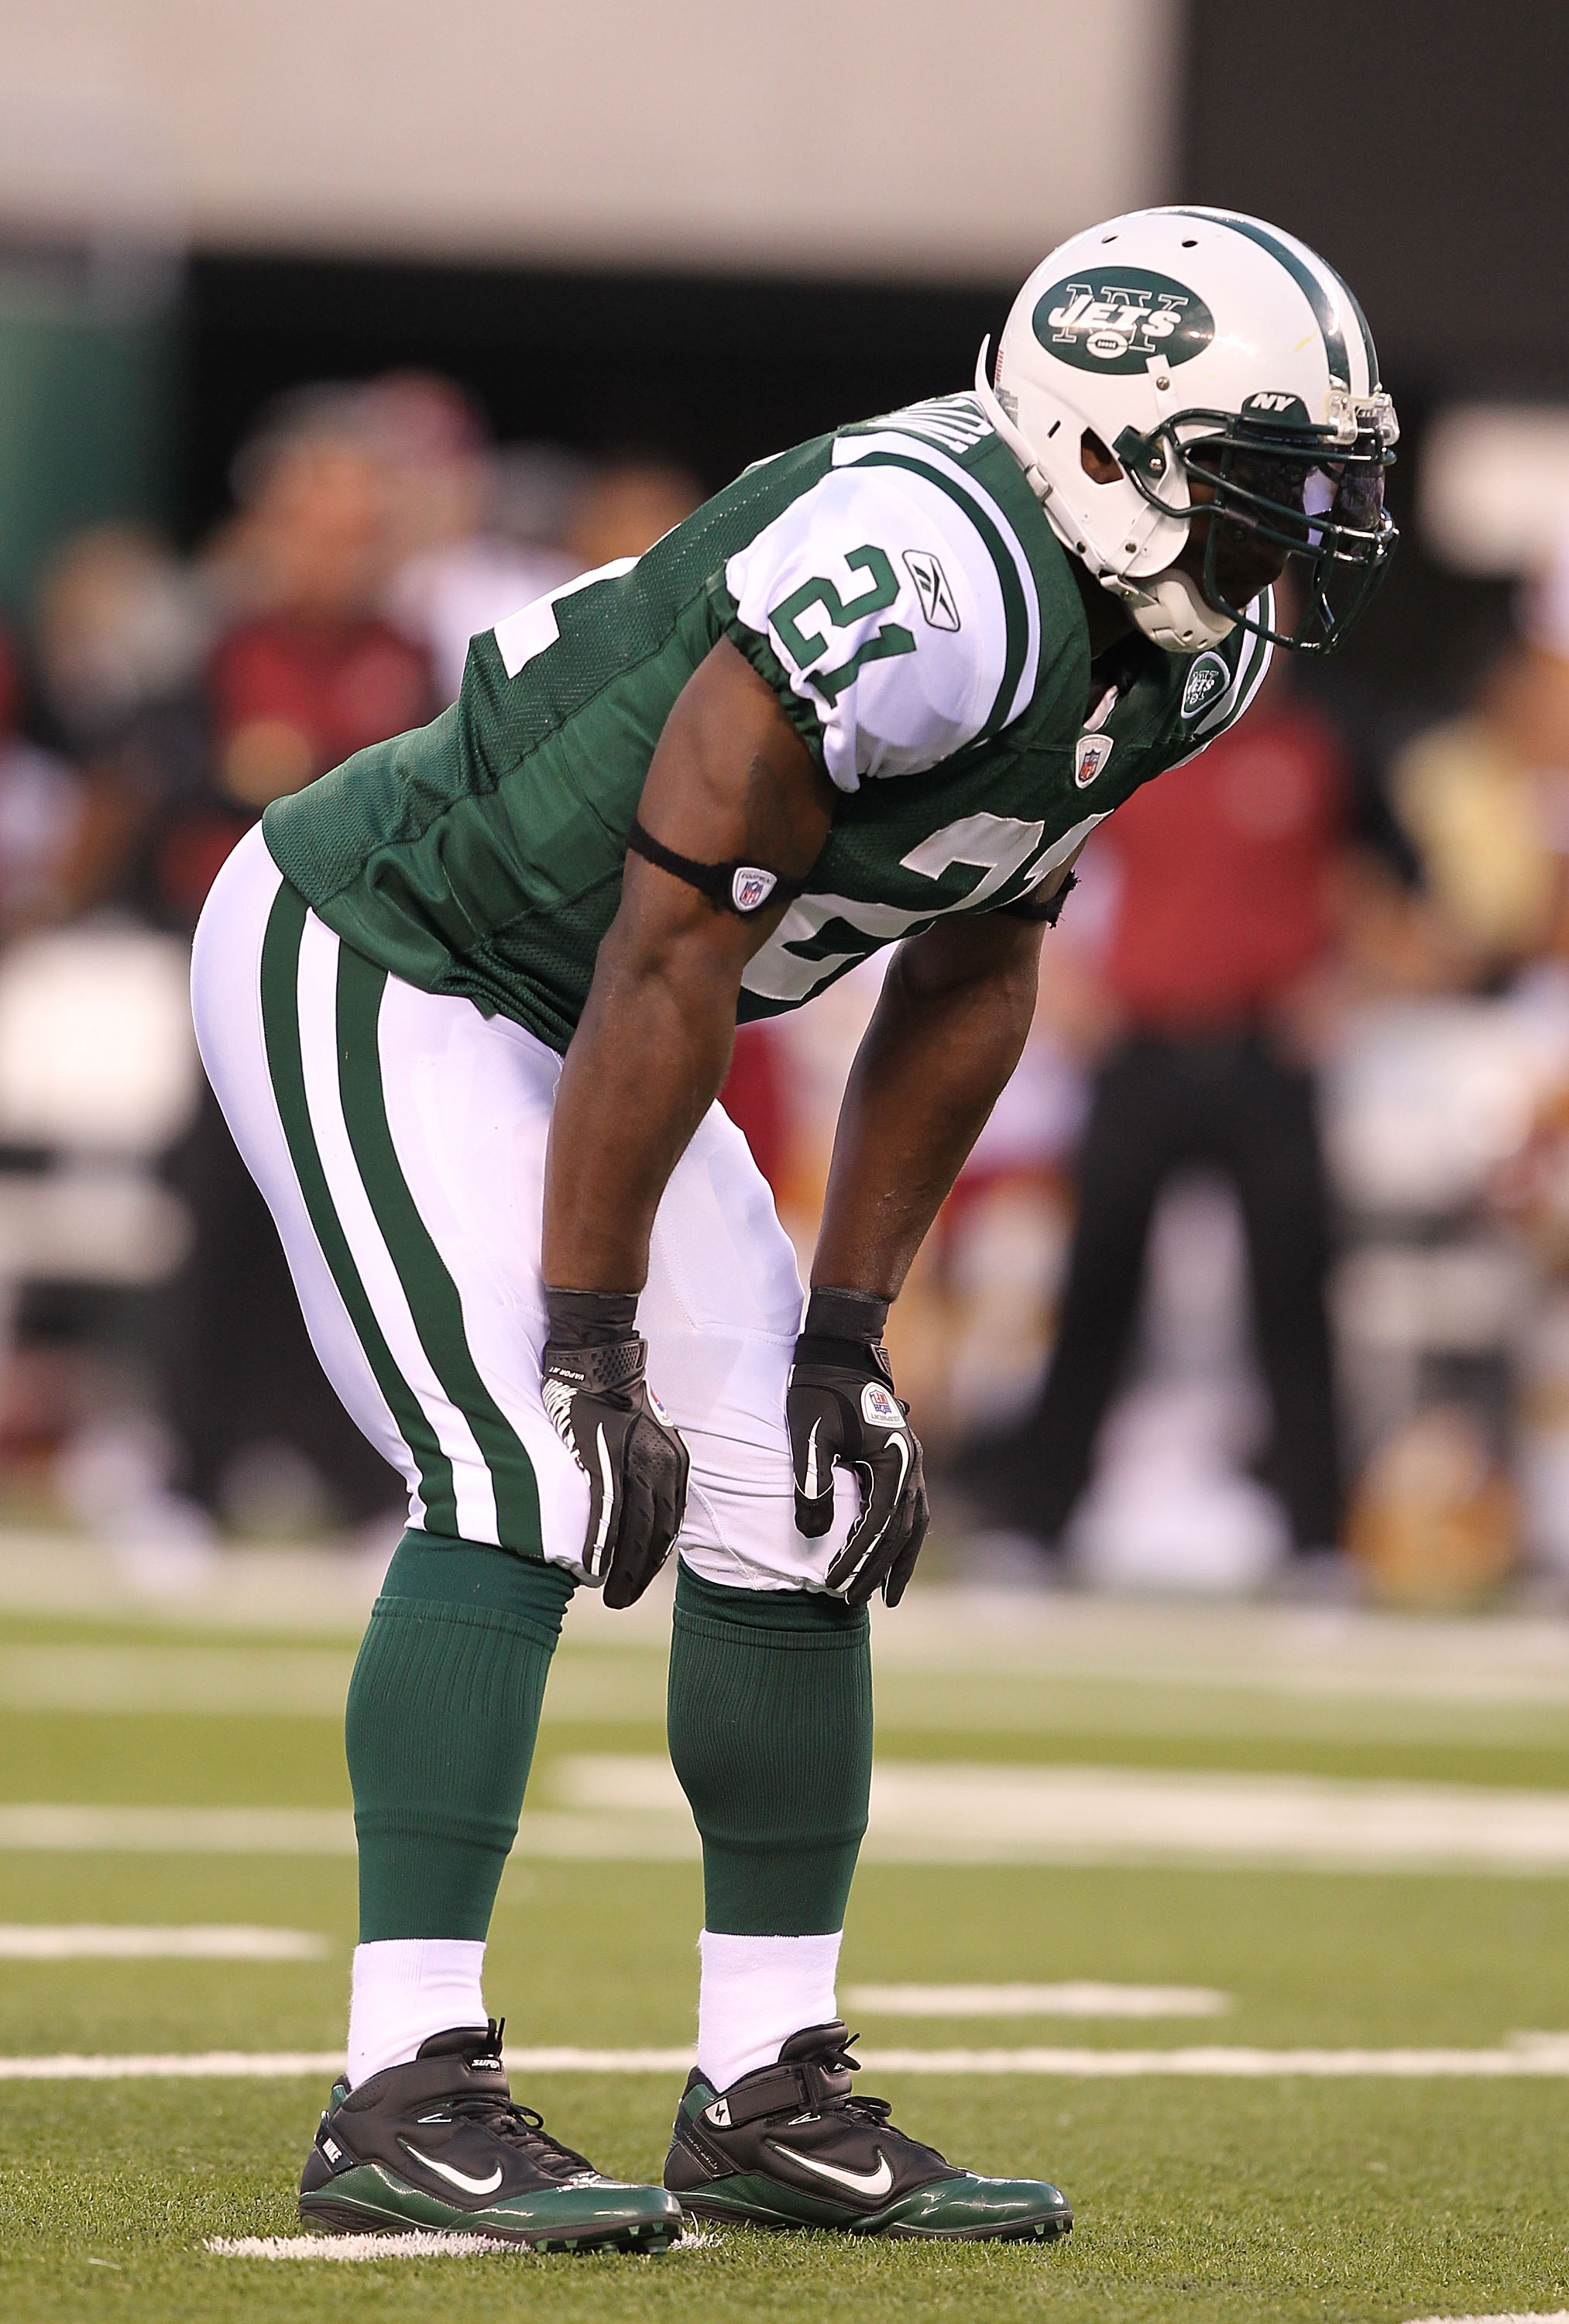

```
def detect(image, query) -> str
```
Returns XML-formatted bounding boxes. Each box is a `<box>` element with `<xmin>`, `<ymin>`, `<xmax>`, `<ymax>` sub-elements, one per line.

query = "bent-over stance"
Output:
<box><xmin>192</xmin><ymin>207</ymin><xmax>1396</xmax><ymax>2250</ymax></box>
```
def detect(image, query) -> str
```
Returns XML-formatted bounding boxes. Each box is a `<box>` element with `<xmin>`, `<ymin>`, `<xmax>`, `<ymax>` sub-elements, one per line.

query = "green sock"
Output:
<box><xmin>667</xmin><ymin>1565</ymin><xmax>872</xmax><ymax>1936</ymax></box>
<box><xmin>346</xmin><ymin>1531</ymin><xmax>575</xmax><ymax>1941</ymax></box>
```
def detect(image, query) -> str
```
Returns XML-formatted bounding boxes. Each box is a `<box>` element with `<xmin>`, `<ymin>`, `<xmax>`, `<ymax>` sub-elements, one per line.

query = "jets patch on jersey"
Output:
<box><xmin>722</xmin><ymin>456</ymin><xmax>1035</xmax><ymax>794</ymax></box>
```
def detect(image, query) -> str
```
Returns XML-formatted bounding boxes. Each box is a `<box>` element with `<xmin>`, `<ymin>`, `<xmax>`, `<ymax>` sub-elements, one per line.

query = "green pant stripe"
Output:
<box><xmin>258</xmin><ymin>882</ymin><xmax>458</xmax><ymax>1535</ymax></box>
<box><xmin>333</xmin><ymin>941</ymin><xmax>544</xmax><ymax>1552</ymax></box>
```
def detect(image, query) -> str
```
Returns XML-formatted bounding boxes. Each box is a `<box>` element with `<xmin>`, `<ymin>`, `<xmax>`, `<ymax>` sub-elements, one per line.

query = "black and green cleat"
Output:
<box><xmin>664</xmin><ymin>2021</ymin><xmax>1073</xmax><ymax>2243</ymax></box>
<box><xmin>299</xmin><ymin>2020</ymin><xmax>683</xmax><ymax>2254</ymax></box>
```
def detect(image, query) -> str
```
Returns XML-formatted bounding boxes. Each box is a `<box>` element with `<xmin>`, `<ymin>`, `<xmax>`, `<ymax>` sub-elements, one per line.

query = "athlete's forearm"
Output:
<box><xmin>543</xmin><ymin>919</ymin><xmax>740</xmax><ymax>1291</ymax></box>
<box><xmin>812</xmin><ymin>919</ymin><xmax>1045</xmax><ymax>1300</ymax></box>
<box><xmin>541</xmin><ymin>640</ymin><xmax>832</xmax><ymax>1296</ymax></box>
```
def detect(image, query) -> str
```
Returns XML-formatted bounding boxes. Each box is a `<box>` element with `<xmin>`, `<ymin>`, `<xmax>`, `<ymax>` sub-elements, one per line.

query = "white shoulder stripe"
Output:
<box><xmin>833</xmin><ymin>431</ymin><xmax>1041</xmax><ymax>731</ymax></box>
<box><xmin>1195</xmin><ymin>592</ymin><xmax>1274</xmax><ymax>739</ymax></box>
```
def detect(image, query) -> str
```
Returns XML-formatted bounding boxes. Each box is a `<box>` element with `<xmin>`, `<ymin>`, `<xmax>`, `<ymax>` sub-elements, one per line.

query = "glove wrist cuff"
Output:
<box><xmin>803</xmin><ymin>1285</ymin><xmax>889</xmax><ymax>1344</ymax></box>
<box><xmin>544</xmin><ymin>1286</ymin><xmax>639</xmax><ymax>1346</ymax></box>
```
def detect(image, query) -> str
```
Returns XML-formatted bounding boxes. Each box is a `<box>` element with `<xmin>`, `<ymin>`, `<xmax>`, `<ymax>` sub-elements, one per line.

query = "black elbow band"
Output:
<box><xmin>626</xmin><ymin>818</ymin><xmax>809</xmax><ymax>917</ymax></box>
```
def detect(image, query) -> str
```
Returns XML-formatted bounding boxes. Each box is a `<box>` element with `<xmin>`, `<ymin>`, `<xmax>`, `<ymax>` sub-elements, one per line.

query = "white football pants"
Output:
<box><xmin>190</xmin><ymin>823</ymin><xmax>855</xmax><ymax>1590</ymax></box>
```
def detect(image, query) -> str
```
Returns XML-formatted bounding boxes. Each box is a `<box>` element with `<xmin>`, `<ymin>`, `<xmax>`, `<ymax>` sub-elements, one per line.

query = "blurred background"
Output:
<box><xmin>0</xmin><ymin>0</ymin><xmax>1567</xmax><ymax>1611</ymax></box>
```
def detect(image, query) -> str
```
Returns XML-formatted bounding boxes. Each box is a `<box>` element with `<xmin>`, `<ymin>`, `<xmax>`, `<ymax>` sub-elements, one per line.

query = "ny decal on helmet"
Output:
<box><xmin>973</xmin><ymin>208</ymin><xmax>1399</xmax><ymax>656</ymax></box>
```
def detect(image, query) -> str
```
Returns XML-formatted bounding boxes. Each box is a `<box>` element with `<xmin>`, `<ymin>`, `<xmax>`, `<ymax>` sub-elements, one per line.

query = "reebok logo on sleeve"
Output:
<box><xmin>902</xmin><ymin>551</ymin><xmax>961</xmax><ymax>631</ymax></box>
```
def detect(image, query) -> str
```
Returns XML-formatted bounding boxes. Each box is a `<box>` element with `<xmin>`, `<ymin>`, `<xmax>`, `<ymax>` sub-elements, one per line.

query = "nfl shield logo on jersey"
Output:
<box><xmin>731</xmin><ymin>866</ymin><xmax>778</xmax><ymax>913</ymax></box>
<box><xmin>1074</xmin><ymin>732</ymin><xmax>1114</xmax><ymax>788</ymax></box>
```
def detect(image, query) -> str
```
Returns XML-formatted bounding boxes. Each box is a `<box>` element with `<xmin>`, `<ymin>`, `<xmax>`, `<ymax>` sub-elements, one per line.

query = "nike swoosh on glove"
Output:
<box><xmin>541</xmin><ymin>1288</ymin><xmax>690</xmax><ymax>1609</ymax></box>
<box><xmin>786</xmin><ymin>1285</ymin><xmax>929</xmax><ymax>1608</ymax></box>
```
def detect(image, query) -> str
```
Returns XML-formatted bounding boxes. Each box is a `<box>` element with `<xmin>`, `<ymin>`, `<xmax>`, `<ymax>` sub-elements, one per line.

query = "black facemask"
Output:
<box><xmin>1113</xmin><ymin>411</ymin><xmax>1398</xmax><ymax>653</ymax></box>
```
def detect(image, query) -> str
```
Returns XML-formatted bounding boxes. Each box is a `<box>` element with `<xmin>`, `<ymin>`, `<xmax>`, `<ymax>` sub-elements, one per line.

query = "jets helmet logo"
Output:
<box><xmin>731</xmin><ymin>867</ymin><xmax>778</xmax><ymax>913</ymax></box>
<box><xmin>1180</xmin><ymin>652</ymin><xmax>1231</xmax><ymax>720</ymax></box>
<box><xmin>1032</xmin><ymin>268</ymin><xmax>1215</xmax><ymax>376</ymax></box>
<box><xmin>1074</xmin><ymin>732</ymin><xmax>1115</xmax><ymax>788</ymax></box>
<box><xmin>902</xmin><ymin>549</ymin><xmax>961</xmax><ymax>632</ymax></box>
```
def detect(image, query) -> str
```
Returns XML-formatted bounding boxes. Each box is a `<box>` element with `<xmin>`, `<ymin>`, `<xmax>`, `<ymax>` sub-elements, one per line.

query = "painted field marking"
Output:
<box><xmin>11</xmin><ymin>2037</ymin><xmax>1569</xmax><ymax>2081</ymax></box>
<box><xmin>18</xmin><ymin>1757</ymin><xmax>1569</xmax><ymax>1875</ymax></box>
<box><xmin>2</xmin><ymin>2051</ymin><xmax>346</xmax><ymax>2081</ymax></box>
<box><xmin>208</xmin><ymin>2233</ymin><xmax>518</xmax><ymax>2260</ymax></box>
<box><xmin>0</xmin><ymin>1645</ymin><xmax>354</xmax><ymax>1715</ymax></box>
<box><xmin>845</xmin><ymin>1982</ymin><xmax>1231</xmax><ymax>2018</ymax></box>
<box><xmin>205</xmin><ymin>2227</ymin><xmax>718</xmax><ymax>2260</ymax></box>
<box><xmin>0</xmin><ymin>1807</ymin><xmax>356</xmax><ymax>1854</ymax></box>
<box><xmin>1403</xmin><ymin>2314</ymin><xmax>1569</xmax><ymax>2322</ymax></box>
<box><xmin>558</xmin><ymin>1755</ymin><xmax>1569</xmax><ymax>1875</ymax></box>
<box><xmin>0</xmin><ymin>1925</ymin><xmax>325</xmax><ymax>1959</ymax></box>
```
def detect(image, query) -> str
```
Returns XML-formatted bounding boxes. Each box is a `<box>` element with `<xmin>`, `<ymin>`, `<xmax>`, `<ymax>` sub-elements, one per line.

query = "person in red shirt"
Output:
<box><xmin>162</xmin><ymin>402</ymin><xmax>434</xmax><ymax>1533</ymax></box>
<box><xmin>956</xmin><ymin>648</ymin><xmax>1357</xmax><ymax>1566</ymax></box>
<box><xmin>154</xmin><ymin>410</ymin><xmax>432</xmax><ymax>926</ymax></box>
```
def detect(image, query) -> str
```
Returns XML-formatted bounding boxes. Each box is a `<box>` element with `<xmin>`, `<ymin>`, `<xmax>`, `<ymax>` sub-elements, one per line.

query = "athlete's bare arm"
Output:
<box><xmin>544</xmin><ymin>636</ymin><xmax>1061</xmax><ymax>1305</ymax></box>
<box><xmin>542</xmin><ymin>639</ymin><xmax>833</xmax><ymax>1291</ymax></box>
<box><xmin>810</xmin><ymin>910</ymin><xmax>1048</xmax><ymax>1299</ymax></box>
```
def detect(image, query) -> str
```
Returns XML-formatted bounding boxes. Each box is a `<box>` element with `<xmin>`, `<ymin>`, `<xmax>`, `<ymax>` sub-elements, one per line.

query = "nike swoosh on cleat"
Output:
<box><xmin>767</xmin><ymin>2144</ymin><xmax>894</xmax><ymax>2200</ymax></box>
<box><xmin>403</xmin><ymin>2145</ymin><xmax>505</xmax><ymax>2197</ymax></box>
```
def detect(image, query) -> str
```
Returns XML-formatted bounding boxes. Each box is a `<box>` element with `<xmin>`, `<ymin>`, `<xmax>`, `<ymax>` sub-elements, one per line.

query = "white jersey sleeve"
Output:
<box><xmin>721</xmin><ymin>461</ymin><xmax>1028</xmax><ymax>794</ymax></box>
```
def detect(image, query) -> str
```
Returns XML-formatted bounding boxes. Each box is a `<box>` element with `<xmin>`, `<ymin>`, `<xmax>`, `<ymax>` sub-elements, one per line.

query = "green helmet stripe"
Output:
<box><xmin>1341</xmin><ymin>279</ymin><xmax>1382</xmax><ymax>390</ymax></box>
<box><xmin>1169</xmin><ymin>209</ymin><xmax>1351</xmax><ymax>389</ymax></box>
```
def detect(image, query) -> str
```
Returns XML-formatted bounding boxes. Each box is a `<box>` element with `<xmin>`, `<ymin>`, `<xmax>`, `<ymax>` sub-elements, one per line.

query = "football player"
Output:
<box><xmin>192</xmin><ymin>207</ymin><xmax>1396</xmax><ymax>2250</ymax></box>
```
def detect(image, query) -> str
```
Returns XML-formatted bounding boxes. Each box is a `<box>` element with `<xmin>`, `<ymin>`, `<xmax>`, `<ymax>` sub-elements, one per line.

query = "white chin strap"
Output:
<box><xmin>1103</xmin><ymin>569</ymin><xmax>1237</xmax><ymax>653</ymax></box>
<box><xmin>973</xmin><ymin>337</ymin><xmax>1236</xmax><ymax>657</ymax></box>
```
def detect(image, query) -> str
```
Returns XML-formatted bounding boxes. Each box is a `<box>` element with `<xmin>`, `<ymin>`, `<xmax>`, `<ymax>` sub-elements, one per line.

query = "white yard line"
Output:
<box><xmin>12</xmin><ymin>2037</ymin><xmax>1569</xmax><ymax>2080</ymax></box>
<box><xmin>0</xmin><ymin>1807</ymin><xmax>356</xmax><ymax>1853</ymax></box>
<box><xmin>0</xmin><ymin>1925</ymin><xmax>324</xmax><ymax>1958</ymax></box>
<box><xmin>0</xmin><ymin>1803</ymin><xmax>699</xmax><ymax>1859</ymax></box>
<box><xmin>205</xmin><ymin>2226</ymin><xmax>718</xmax><ymax>2260</ymax></box>
<box><xmin>557</xmin><ymin>1755</ymin><xmax>1569</xmax><ymax>1875</ymax></box>
<box><xmin>17</xmin><ymin>1754</ymin><xmax>1569</xmax><ymax>1872</ymax></box>
<box><xmin>208</xmin><ymin>2233</ymin><xmax>520</xmax><ymax>2260</ymax></box>
<box><xmin>5</xmin><ymin>1642</ymin><xmax>1566</xmax><ymax>1752</ymax></box>
<box><xmin>0</xmin><ymin>1646</ymin><xmax>354</xmax><ymax>1715</ymax></box>
<box><xmin>1403</xmin><ymin>2315</ymin><xmax>1569</xmax><ymax>2322</ymax></box>
<box><xmin>2</xmin><ymin>2051</ymin><xmax>348</xmax><ymax>2079</ymax></box>
<box><xmin>844</xmin><ymin>1982</ymin><xmax>1231</xmax><ymax>2017</ymax></box>
<box><xmin>857</xmin><ymin>2040</ymin><xmax>1569</xmax><ymax>2076</ymax></box>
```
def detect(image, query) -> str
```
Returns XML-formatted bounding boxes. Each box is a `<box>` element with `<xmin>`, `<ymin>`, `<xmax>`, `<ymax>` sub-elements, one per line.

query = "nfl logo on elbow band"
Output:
<box><xmin>731</xmin><ymin>867</ymin><xmax>778</xmax><ymax>913</ymax></box>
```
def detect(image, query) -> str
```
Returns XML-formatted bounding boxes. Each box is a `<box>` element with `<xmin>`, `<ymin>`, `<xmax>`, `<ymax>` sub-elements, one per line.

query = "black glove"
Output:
<box><xmin>541</xmin><ymin>1288</ymin><xmax>690</xmax><ymax>1609</ymax></box>
<box><xmin>786</xmin><ymin>1286</ymin><xmax>929</xmax><ymax>1608</ymax></box>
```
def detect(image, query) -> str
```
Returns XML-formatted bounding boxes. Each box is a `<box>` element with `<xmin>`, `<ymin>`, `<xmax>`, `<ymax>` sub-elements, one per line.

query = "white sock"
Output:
<box><xmin>696</xmin><ymin>1929</ymin><xmax>843</xmax><ymax>2092</ymax></box>
<box><xmin>346</xmin><ymin>1939</ymin><xmax>488</xmax><ymax>2087</ymax></box>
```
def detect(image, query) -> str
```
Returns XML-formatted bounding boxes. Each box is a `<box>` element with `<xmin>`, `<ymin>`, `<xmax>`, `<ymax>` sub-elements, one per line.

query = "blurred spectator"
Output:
<box><xmin>0</xmin><ymin>620</ymin><xmax>84</xmax><ymax>932</ymax></box>
<box><xmin>564</xmin><ymin>458</ymin><xmax>704</xmax><ymax>569</ymax></box>
<box><xmin>156</xmin><ymin>396</ymin><xmax>434</xmax><ymax>1538</ymax></box>
<box><xmin>1390</xmin><ymin>640</ymin><xmax>1569</xmax><ymax>978</ymax></box>
<box><xmin>719</xmin><ymin>1023</ymin><xmax>790</xmax><ymax>1200</ymax></box>
<box><xmin>369</xmin><ymin>373</ymin><xmax>578</xmax><ymax>704</ymax></box>
<box><xmin>490</xmin><ymin>442</ymin><xmax>596</xmax><ymax>559</ymax></box>
<box><xmin>954</xmin><ymin>642</ymin><xmax>1375</xmax><ymax>1573</ymax></box>
<box><xmin>32</xmin><ymin>524</ymin><xmax>207</xmax><ymax>757</ymax></box>
<box><xmin>29</xmin><ymin>526</ymin><xmax>210</xmax><ymax>921</ymax></box>
<box><xmin>148</xmin><ymin>408</ymin><xmax>432</xmax><ymax>926</ymax></box>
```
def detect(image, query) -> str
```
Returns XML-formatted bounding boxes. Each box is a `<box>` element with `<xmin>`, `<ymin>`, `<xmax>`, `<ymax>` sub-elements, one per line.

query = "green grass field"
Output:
<box><xmin>2</xmin><ymin>1541</ymin><xmax>1567</xmax><ymax>2323</ymax></box>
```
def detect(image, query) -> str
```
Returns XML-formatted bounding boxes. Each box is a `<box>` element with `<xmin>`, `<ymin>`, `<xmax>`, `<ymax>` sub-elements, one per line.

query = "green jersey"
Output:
<box><xmin>263</xmin><ymin>393</ymin><xmax>1271</xmax><ymax>1052</ymax></box>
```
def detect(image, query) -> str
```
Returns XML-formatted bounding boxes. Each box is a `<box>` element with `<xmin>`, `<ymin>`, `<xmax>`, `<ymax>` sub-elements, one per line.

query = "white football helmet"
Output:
<box><xmin>973</xmin><ymin>206</ymin><xmax>1399</xmax><ymax>654</ymax></box>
